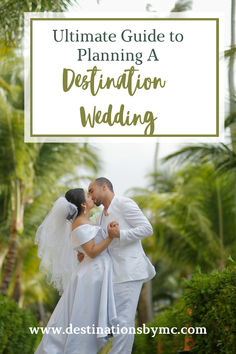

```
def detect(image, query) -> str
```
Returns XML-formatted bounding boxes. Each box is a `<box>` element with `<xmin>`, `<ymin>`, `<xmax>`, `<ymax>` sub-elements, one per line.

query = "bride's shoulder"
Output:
<box><xmin>71</xmin><ymin>224</ymin><xmax>101</xmax><ymax>248</ymax></box>
<box><xmin>72</xmin><ymin>224</ymin><xmax>101</xmax><ymax>237</ymax></box>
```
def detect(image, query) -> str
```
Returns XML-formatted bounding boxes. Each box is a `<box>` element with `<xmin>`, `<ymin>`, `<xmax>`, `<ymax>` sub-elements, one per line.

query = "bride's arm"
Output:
<box><xmin>78</xmin><ymin>222</ymin><xmax>119</xmax><ymax>260</ymax></box>
<box><xmin>81</xmin><ymin>234</ymin><xmax>113</xmax><ymax>258</ymax></box>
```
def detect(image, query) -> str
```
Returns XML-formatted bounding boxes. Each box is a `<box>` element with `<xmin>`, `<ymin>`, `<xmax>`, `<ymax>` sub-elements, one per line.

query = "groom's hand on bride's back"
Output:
<box><xmin>77</xmin><ymin>252</ymin><xmax>84</xmax><ymax>263</ymax></box>
<box><xmin>107</xmin><ymin>222</ymin><xmax>120</xmax><ymax>239</ymax></box>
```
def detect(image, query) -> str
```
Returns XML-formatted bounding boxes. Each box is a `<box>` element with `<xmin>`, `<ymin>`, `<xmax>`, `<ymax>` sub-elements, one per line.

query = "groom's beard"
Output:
<box><xmin>94</xmin><ymin>199</ymin><xmax>102</xmax><ymax>206</ymax></box>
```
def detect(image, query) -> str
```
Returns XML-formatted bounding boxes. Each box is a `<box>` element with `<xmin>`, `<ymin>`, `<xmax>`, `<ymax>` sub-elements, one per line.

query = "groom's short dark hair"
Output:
<box><xmin>95</xmin><ymin>177</ymin><xmax>114</xmax><ymax>193</ymax></box>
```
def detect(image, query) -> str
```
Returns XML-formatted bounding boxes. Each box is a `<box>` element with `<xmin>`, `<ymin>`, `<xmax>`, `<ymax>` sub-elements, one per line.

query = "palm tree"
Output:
<box><xmin>0</xmin><ymin>53</ymin><xmax>101</xmax><ymax>296</ymax></box>
<box><xmin>131</xmin><ymin>163</ymin><xmax>236</xmax><ymax>273</ymax></box>
<box><xmin>163</xmin><ymin>143</ymin><xmax>236</xmax><ymax>174</ymax></box>
<box><xmin>0</xmin><ymin>0</ymin><xmax>75</xmax><ymax>47</ymax></box>
<box><xmin>163</xmin><ymin>115</ymin><xmax>236</xmax><ymax>235</ymax></box>
<box><xmin>11</xmin><ymin>237</ymin><xmax>60</xmax><ymax>322</ymax></box>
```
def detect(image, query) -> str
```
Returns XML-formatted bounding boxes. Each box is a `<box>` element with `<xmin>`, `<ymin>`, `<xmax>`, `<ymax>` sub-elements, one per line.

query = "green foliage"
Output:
<box><xmin>0</xmin><ymin>48</ymin><xmax>101</xmax><ymax>303</ymax></box>
<box><xmin>133</xmin><ymin>300</ymin><xmax>188</xmax><ymax>354</ymax></box>
<box><xmin>0</xmin><ymin>51</ymin><xmax>100</xmax><ymax>238</ymax></box>
<box><xmin>133</xmin><ymin>263</ymin><xmax>236</xmax><ymax>354</ymax></box>
<box><xmin>0</xmin><ymin>0</ymin><xmax>75</xmax><ymax>46</ymax></box>
<box><xmin>151</xmin><ymin>261</ymin><xmax>182</xmax><ymax>306</ymax></box>
<box><xmin>164</xmin><ymin>143</ymin><xmax>236</xmax><ymax>174</ymax></box>
<box><xmin>183</xmin><ymin>263</ymin><xmax>236</xmax><ymax>353</ymax></box>
<box><xmin>163</xmin><ymin>104</ymin><xmax>236</xmax><ymax>172</ymax></box>
<box><xmin>171</xmin><ymin>0</ymin><xmax>193</xmax><ymax>12</ymax></box>
<box><xmin>132</xmin><ymin>163</ymin><xmax>236</xmax><ymax>273</ymax></box>
<box><xmin>0</xmin><ymin>294</ymin><xmax>39</xmax><ymax>354</ymax></box>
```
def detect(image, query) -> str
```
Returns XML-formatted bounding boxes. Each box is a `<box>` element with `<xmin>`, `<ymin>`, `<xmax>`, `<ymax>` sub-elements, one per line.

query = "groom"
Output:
<box><xmin>79</xmin><ymin>177</ymin><xmax>155</xmax><ymax>354</ymax></box>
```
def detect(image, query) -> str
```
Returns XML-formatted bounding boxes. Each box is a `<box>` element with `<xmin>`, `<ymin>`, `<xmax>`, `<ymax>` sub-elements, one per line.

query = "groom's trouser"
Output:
<box><xmin>109</xmin><ymin>280</ymin><xmax>143</xmax><ymax>354</ymax></box>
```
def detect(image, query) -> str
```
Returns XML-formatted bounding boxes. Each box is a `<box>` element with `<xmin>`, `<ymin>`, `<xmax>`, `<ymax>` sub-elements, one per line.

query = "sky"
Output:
<box><xmin>69</xmin><ymin>0</ymin><xmax>232</xmax><ymax>195</ymax></box>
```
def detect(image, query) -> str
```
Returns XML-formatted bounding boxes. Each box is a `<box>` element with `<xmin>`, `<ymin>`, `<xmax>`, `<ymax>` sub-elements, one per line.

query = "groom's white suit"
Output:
<box><xmin>97</xmin><ymin>195</ymin><xmax>156</xmax><ymax>354</ymax></box>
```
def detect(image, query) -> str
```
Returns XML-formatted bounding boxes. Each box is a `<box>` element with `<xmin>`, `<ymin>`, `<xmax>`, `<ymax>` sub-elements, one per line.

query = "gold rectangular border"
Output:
<box><xmin>30</xmin><ymin>18</ymin><xmax>219</xmax><ymax>138</ymax></box>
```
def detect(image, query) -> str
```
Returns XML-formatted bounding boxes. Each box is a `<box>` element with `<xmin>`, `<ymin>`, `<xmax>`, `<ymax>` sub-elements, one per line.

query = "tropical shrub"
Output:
<box><xmin>0</xmin><ymin>294</ymin><xmax>39</xmax><ymax>354</ymax></box>
<box><xmin>183</xmin><ymin>263</ymin><xmax>236</xmax><ymax>353</ymax></box>
<box><xmin>133</xmin><ymin>263</ymin><xmax>236</xmax><ymax>354</ymax></box>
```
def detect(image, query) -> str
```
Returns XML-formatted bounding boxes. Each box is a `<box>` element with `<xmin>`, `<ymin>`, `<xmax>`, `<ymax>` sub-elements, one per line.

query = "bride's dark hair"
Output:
<box><xmin>65</xmin><ymin>188</ymin><xmax>86</xmax><ymax>216</ymax></box>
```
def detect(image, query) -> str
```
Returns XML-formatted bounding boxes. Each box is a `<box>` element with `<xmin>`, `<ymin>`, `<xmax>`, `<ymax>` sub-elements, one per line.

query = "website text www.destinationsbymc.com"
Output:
<box><xmin>29</xmin><ymin>323</ymin><xmax>207</xmax><ymax>337</ymax></box>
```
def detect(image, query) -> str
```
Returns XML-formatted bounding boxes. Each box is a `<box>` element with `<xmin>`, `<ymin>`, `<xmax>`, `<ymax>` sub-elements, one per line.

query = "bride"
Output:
<box><xmin>34</xmin><ymin>188</ymin><xmax>118</xmax><ymax>354</ymax></box>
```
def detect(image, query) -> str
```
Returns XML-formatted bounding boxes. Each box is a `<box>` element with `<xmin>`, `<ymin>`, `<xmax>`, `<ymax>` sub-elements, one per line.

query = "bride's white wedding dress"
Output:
<box><xmin>35</xmin><ymin>224</ymin><xmax>117</xmax><ymax>354</ymax></box>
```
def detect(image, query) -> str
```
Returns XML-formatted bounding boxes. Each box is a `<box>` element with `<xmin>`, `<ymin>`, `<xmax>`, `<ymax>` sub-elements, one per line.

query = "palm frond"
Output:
<box><xmin>129</xmin><ymin>163</ymin><xmax>236</xmax><ymax>272</ymax></box>
<box><xmin>0</xmin><ymin>0</ymin><xmax>76</xmax><ymax>46</ymax></box>
<box><xmin>163</xmin><ymin>144</ymin><xmax>224</xmax><ymax>165</ymax></box>
<box><xmin>171</xmin><ymin>0</ymin><xmax>193</xmax><ymax>12</ymax></box>
<box><xmin>163</xmin><ymin>144</ymin><xmax>236</xmax><ymax>173</ymax></box>
<box><xmin>224</xmin><ymin>45</ymin><xmax>236</xmax><ymax>58</ymax></box>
